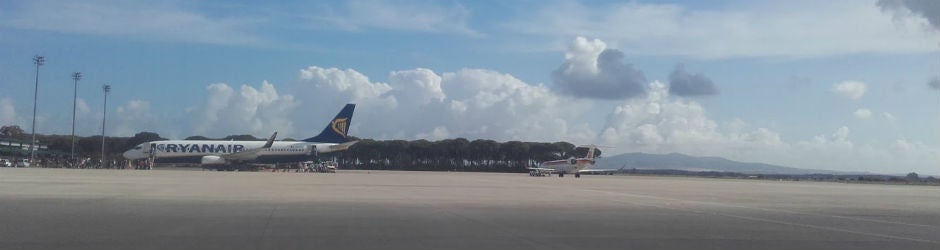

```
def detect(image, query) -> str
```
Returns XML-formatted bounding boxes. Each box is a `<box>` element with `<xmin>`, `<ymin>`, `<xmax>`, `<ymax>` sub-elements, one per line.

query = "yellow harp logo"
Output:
<box><xmin>331</xmin><ymin>118</ymin><xmax>348</xmax><ymax>137</ymax></box>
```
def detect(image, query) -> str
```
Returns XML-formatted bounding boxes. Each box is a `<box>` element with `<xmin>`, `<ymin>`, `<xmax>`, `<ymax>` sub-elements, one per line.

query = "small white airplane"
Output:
<box><xmin>123</xmin><ymin>104</ymin><xmax>358</xmax><ymax>171</ymax></box>
<box><xmin>528</xmin><ymin>145</ymin><xmax>617</xmax><ymax>178</ymax></box>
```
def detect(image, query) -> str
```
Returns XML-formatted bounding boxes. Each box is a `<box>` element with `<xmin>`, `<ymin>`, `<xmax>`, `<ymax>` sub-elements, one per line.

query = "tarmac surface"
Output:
<box><xmin>1</xmin><ymin>168</ymin><xmax>938</xmax><ymax>250</ymax></box>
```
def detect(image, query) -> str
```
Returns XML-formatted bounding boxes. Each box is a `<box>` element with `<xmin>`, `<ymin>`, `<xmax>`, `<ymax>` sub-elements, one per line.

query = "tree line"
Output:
<box><xmin>1</xmin><ymin>125</ymin><xmax>168</xmax><ymax>158</ymax></box>
<box><xmin>2</xmin><ymin>125</ymin><xmax>598</xmax><ymax>172</ymax></box>
<box><xmin>324</xmin><ymin>139</ymin><xmax>599</xmax><ymax>173</ymax></box>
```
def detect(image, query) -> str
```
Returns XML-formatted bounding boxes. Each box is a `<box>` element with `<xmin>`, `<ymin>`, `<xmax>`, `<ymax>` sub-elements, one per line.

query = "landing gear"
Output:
<box><xmin>575</xmin><ymin>173</ymin><xmax>581</xmax><ymax>178</ymax></box>
<box><xmin>558</xmin><ymin>173</ymin><xmax>564</xmax><ymax>178</ymax></box>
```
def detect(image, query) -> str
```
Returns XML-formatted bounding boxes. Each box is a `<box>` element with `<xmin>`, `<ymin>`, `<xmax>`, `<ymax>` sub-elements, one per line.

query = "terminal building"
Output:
<box><xmin>0</xmin><ymin>138</ymin><xmax>50</xmax><ymax>158</ymax></box>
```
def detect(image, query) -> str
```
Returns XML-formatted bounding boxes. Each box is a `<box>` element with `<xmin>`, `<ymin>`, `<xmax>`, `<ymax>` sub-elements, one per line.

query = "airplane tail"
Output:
<box><xmin>579</xmin><ymin>145</ymin><xmax>598</xmax><ymax>160</ymax></box>
<box><xmin>302</xmin><ymin>104</ymin><xmax>355</xmax><ymax>143</ymax></box>
<box><xmin>577</xmin><ymin>144</ymin><xmax>611</xmax><ymax>160</ymax></box>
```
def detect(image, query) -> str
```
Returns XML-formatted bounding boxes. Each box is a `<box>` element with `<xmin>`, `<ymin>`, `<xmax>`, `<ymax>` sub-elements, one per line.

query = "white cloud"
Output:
<box><xmin>76</xmin><ymin>98</ymin><xmax>90</xmax><ymax>116</ymax></box>
<box><xmin>388</xmin><ymin>68</ymin><xmax>446</xmax><ymax>106</ymax></box>
<box><xmin>439</xmin><ymin>68</ymin><xmax>594</xmax><ymax>142</ymax></box>
<box><xmin>72</xmin><ymin>98</ymin><xmax>100</xmax><ymax>137</ymax></box>
<box><xmin>891</xmin><ymin>139</ymin><xmax>914</xmax><ymax>152</ymax></box>
<box><xmin>295</xmin><ymin>66</ymin><xmax>594</xmax><ymax>142</ymax></box>
<box><xmin>0</xmin><ymin>0</ymin><xmax>261</xmax><ymax>45</ymax></box>
<box><xmin>854</xmin><ymin>108</ymin><xmax>872</xmax><ymax>119</ymax></box>
<box><xmin>598</xmin><ymin>81</ymin><xmax>786</xmax><ymax>159</ymax></box>
<box><xmin>833</xmin><ymin>81</ymin><xmax>868</xmax><ymax>100</ymax></box>
<box><xmin>551</xmin><ymin>37</ymin><xmax>648</xmax><ymax>99</ymax></box>
<box><xmin>188</xmin><ymin>81</ymin><xmax>298</xmax><ymax>138</ymax></box>
<box><xmin>298</xmin><ymin>66</ymin><xmax>396</xmax><ymax>108</ymax></box>
<box><xmin>416</xmin><ymin>126</ymin><xmax>451</xmax><ymax>141</ymax></box>
<box><xmin>593</xmin><ymin>79</ymin><xmax>936</xmax><ymax>174</ymax></box>
<box><xmin>503</xmin><ymin>1</ymin><xmax>938</xmax><ymax>58</ymax></box>
<box><xmin>0</xmin><ymin>97</ymin><xmax>17</xmax><ymax>126</ymax></box>
<box><xmin>113</xmin><ymin>100</ymin><xmax>156</xmax><ymax>137</ymax></box>
<box><xmin>311</xmin><ymin>0</ymin><xmax>480</xmax><ymax>36</ymax></box>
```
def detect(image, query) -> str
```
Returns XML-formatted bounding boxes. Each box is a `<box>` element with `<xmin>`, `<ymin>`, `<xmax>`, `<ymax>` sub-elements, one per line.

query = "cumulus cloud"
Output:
<box><xmin>298</xmin><ymin>66</ymin><xmax>396</xmax><ymax>108</ymax></box>
<box><xmin>113</xmin><ymin>100</ymin><xmax>157</xmax><ymax>137</ymax></box>
<box><xmin>440</xmin><ymin>68</ymin><xmax>594</xmax><ymax>141</ymax></box>
<box><xmin>0</xmin><ymin>97</ymin><xmax>17</xmax><ymax>126</ymax></box>
<box><xmin>69</xmin><ymin>98</ymin><xmax>104</xmax><ymax>136</ymax></box>
<box><xmin>598</xmin><ymin>81</ymin><xmax>787</xmax><ymax>160</ymax></box>
<box><xmin>878</xmin><ymin>0</ymin><xmax>940</xmax><ymax>30</ymax></box>
<box><xmin>387</xmin><ymin>68</ymin><xmax>446</xmax><ymax>106</ymax></box>
<box><xmin>832</xmin><ymin>81</ymin><xmax>868</xmax><ymax>100</ymax></box>
<box><xmin>795</xmin><ymin>126</ymin><xmax>855</xmax><ymax>160</ymax></box>
<box><xmin>854</xmin><ymin>108</ymin><xmax>873</xmax><ymax>119</ymax></box>
<box><xmin>594</xmin><ymin>80</ymin><xmax>937</xmax><ymax>174</ymax></box>
<box><xmin>188</xmin><ymin>81</ymin><xmax>298</xmax><ymax>138</ymax></box>
<box><xmin>552</xmin><ymin>37</ymin><xmax>648</xmax><ymax>99</ymax></box>
<box><xmin>295</xmin><ymin>66</ymin><xmax>594</xmax><ymax>142</ymax></box>
<box><xmin>668</xmin><ymin>64</ymin><xmax>718</xmax><ymax>97</ymax></box>
<box><xmin>76</xmin><ymin>98</ymin><xmax>90</xmax><ymax>116</ymax></box>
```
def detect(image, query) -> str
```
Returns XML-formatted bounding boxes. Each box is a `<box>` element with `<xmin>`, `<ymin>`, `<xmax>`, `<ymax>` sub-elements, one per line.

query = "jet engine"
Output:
<box><xmin>201</xmin><ymin>155</ymin><xmax>227</xmax><ymax>165</ymax></box>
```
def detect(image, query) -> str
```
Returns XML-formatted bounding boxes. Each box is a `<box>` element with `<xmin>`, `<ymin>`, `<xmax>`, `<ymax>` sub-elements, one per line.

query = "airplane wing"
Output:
<box><xmin>328</xmin><ymin>140</ymin><xmax>359</xmax><ymax>151</ymax></box>
<box><xmin>221</xmin><ymin>131</ymin><xmax>277</xmax><ymax>161</ymax></box>
<box><xmin>528</xmin><ymin>167</ymin><xmax>558</xmax><ymax>173</ymax></box>
<box><xmin>576</xmin><ymin>168</ymin><xmax>619</xmax><ymax>173</ymax></box>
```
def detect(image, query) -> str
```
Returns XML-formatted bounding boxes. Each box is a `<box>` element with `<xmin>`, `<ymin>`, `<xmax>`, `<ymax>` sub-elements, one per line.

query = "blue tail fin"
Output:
<box><xmin>302</xmin><ymin>104</ymin><xmax>355</xmax><ymax>143</ymax></box>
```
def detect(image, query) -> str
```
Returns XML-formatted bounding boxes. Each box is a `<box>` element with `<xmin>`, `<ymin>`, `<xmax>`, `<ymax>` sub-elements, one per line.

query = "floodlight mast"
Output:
<box><xmin>29</xmin><ymin>55</ymin><xmax>44</xmax><ymax>166</ymax></box>
<box><xmin>71</xmin><ymin>72</ymin><xmax>81</xmax><ymax>164</ymax></box>
<box><xmin>101</xmin><ymin>84</ymin><xmax>111</xmax><ymax>168</ymax></box>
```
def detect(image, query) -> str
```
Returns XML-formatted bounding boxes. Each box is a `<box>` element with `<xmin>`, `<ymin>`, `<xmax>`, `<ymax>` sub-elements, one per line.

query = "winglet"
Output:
<box><xmin>263</xmin><ymin>131</ymin><xmax>277</xmax><ymax>148</ymax></box>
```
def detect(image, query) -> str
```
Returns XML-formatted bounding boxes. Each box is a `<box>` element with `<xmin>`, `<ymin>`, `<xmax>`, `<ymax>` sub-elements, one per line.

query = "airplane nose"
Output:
<box><xmin>123</xmin><ymin>150</ymin><xmax>140</xmax><ymax>159</ymax></box>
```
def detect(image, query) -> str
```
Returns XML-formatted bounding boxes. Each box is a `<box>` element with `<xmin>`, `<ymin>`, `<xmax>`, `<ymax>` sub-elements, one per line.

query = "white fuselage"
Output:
<box><xmin>122</xmin><ymin>140</ymin><xmax>340</xmax><ymax>160</ymax></box>
<box><xmin>539</xmin><ymin>158</ymin><xmax>594</xmax><ymax>174</ymax></box>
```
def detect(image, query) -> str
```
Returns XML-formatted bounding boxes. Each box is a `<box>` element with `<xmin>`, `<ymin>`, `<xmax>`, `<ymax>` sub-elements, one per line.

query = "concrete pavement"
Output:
<box><xmin>1</xmin><ymin>168</ymin><xmax>938</xmax><ymax>250</ymax></box>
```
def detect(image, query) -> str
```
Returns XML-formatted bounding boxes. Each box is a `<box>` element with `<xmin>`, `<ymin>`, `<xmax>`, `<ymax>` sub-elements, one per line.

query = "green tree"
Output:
<box><xmin>122</xmin><ymin>132</ymin><xmax>166</xmax><ymax>152</ymax></box>
<box><xmin>905</xmin><ymin>172</ymin><xmax>920</xmax><ymax>182</ymax></box>
<box><xmin>222</xmin><ymin>134</ymin><xmax>262</xmax><ymax>141</ymax></box>
<box><xmin>0</xmin><ymin>125</ymin><xmax>25</xmax><ymax>139</ymax></box>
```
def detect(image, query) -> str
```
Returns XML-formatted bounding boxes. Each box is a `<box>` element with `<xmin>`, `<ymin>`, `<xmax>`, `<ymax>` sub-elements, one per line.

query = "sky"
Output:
<box><xmin>0</xmin><ymin>0</ymin><xmax>938</xmax><ymax>175</ymax></box>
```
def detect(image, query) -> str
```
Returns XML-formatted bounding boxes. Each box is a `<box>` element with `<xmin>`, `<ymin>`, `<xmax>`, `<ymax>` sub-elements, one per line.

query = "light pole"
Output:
<box><xmin>29</xmin><ymin>55</ymin><xmax>44</xmax><ymax>166</ymax></box>
<box><xmin>71</xmin><ymin>72</ymin><xmax>81</xmax><ymax>165</ymax></box>
<box><xmin>101</xmin><ymin>84</ymin><xmax>110</xmax><ymax>168</ymax></box>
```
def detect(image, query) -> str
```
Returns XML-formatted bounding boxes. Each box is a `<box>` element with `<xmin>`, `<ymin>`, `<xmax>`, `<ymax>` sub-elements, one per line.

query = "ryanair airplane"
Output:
<box><xmin>123</xmin><ymin>104</ymin><xmax>357</xmax><ymax>170</ymax></box>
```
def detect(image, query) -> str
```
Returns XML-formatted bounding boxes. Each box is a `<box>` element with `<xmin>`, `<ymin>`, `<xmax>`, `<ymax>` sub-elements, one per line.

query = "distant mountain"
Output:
<box><xmin>596</xmin><ymin>152</ymin><xmax>846</xmax><ymax>175</ymax></box>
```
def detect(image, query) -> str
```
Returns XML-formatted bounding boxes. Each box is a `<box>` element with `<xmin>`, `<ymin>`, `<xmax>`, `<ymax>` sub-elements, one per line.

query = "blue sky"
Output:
<box><xmin>1</xmin><ymin>0</ymin><xmax>938</xmax><ymax>174</ymax></box>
